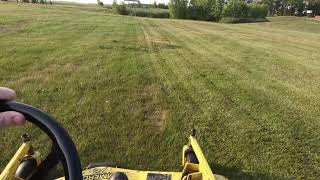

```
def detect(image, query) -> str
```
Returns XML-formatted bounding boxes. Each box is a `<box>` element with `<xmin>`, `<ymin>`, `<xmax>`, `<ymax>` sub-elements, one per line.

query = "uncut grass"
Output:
<box><xmin>1</xmin><ymin>3</ymin><xmax>320</xmax><ymax>179</ymax></box>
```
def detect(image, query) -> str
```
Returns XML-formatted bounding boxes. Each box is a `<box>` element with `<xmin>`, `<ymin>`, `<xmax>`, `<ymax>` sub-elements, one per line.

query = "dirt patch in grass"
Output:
<box><xmin>142</xmin><ymin>84</ymin><xmax>167</xmax><ymax>132</ymax></box>
<box><xmin>313</xmin><ymin>17</ymin><xmax>320</xmax><ymax>21</ymax></box>
<box><xmin>146</xmin><ymin>109</ymin><xmax>167</xmax><ymax>131</ymax></box>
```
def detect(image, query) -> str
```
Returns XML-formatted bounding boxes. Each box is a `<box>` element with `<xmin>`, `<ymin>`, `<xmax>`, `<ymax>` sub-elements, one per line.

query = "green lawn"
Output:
<box><xmin>1</xmin><ymin>2</ymin><xmax>320</xmax><ymax>179</ymax></box>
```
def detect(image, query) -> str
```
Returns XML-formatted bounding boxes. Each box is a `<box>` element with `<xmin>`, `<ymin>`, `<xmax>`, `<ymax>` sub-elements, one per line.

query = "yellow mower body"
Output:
<box><xmin>1</xmin><ymin>135</ymin><xmax>226</xmax><ymax>180</ymax></box>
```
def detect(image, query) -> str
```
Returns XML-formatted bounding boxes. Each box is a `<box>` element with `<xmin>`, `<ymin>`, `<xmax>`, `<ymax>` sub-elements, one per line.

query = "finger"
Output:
<box><xmin>0</xmin><ymin>87</ymin><xmax>17</xmax><ymax>101</ymax></box>
<box><xmin>0</xmin><ymin>111</ymin><xmax>26</xmax><ymax>128</ymax></box>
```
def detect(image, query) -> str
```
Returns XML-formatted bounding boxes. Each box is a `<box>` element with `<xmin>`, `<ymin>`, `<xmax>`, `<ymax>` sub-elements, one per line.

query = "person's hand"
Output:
<box><xmin>0</xmin><ymin>87</ymin><xmax>25</xmax><ymax>128</ymax></box>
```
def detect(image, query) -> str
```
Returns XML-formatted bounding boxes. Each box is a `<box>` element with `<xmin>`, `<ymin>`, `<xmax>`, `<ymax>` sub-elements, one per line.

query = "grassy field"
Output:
<box><xmin>1</xmin><ymin>2</ymin><xmax>320</xmax><ymax>179</ymax></box>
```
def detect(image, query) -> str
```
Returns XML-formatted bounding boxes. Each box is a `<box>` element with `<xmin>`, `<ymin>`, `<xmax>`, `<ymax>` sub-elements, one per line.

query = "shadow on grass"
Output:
<box><xmin>210</xmin><ymin>163</ymin><xmax>292</xmax><ymax>180</ymax></box>
<box><xmin>220</xmin><ymin>17</ymin><xmax>270</xmax><ymax>24</ymax></box>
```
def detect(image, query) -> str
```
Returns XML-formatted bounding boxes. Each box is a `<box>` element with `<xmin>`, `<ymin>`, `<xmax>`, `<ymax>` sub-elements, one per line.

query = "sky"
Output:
<box><xmin>59</xmin><ymin>0</ymin><xmax>168</xmax><ymax>5</ymax></box>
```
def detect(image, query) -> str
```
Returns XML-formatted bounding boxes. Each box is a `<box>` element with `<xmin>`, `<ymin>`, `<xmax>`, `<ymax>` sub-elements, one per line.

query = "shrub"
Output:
<box><xmin>223</xmin><ymin>0</ymin><xmax>249</xmax><ymax>18</ymax></box>
<box><xmin>116</xmin><ymin>4</ymin><xmax>129</xmax><ymax>15</ymax></box>
<box><xmin>169</xmin><ymin>0</ymin><xmax>188</xmax><ymax>19</ymax></box>
<box><xmin>99</xmin><ymin>1</ymin><xmax>104</xmax><ymax>6</ymax></box>
<box><xmin>128</xmin><ymin>8</ymin><xmax>170</xmax><ymax>18</ymax></box>
<box><xmin>112</xmin><ymin>1</ymin><xmax>129</xmax><ymax>15</ymax></box>
<box><xmin>31</xmin><ymin>0</ymin><xmax>37</xmax><ymax>3</ymax></box>
<box><xmin>222</xmin><ymin>0</ymin><xmax>268</xmax><ymax>22</ymax></box>
<box><xmin>112</xmin><ymin>0</ymin><xmax>118</xmax><ymax>9</ymax></box>
<box><xmin>39</xmin><ymin>0</ymin><xmax>45</xmax><ymax>4</ymax></box>
<box><xmin>158</xmin><ymin>3</ymin><xmax>169</xmax><ymax>9</ymax></box>
<box><xmin>188</xmin><ymin>0</ymin><xmax>215</xmax><ymax>20</ymax></box>
<box><xmin>188</xmin><ymin>0</ymin><xmax>224</xmax><ymax>21</ymax></box>
<box><xmin>248</xmin><ymin>3</ymin><xmax>268</xmax><ymax>18</ymax></box>
<box><xmin>213</xmin><ymin>0</ymin><xmax>225</xmax><ymax>21</ymax></box>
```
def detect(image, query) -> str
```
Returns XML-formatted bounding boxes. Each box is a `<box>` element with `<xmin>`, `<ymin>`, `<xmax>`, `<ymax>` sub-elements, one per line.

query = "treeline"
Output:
<box><xmin>169</xmin><ymin>0</ymin><xmax>320</xmax><ymax>22</ymax></box>
<box><xmin>262</xmin><ymin>0</ymin><xmax>320</xmax><ymax>16</ymax></box>
<box><xmin>112</xmin><ymin>0</ymin><xmax>170</xmax><ymax>18</ymax></box>
<box><xmin>169</xmin><ymin>0</ymin><xmax>268</xmax><ymax>22</ymax></box>
<box><xmin>0</xmin><ymin>0</ymin><xmax>53</xmax><ymax>4</ymax></box>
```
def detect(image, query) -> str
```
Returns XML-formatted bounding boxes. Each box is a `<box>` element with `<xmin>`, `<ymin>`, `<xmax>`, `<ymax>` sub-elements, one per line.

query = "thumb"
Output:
<box><xmin>0</xmin><ymin>111</ymin><xmax>26</xmax><ymax>128</ymax></box>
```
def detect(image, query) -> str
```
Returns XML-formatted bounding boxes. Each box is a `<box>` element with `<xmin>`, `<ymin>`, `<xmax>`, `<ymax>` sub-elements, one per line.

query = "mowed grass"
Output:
<box><xmin>1</xmin><ymin>2</ymin><xmax>320</xmax><ymax>179</ymax></box>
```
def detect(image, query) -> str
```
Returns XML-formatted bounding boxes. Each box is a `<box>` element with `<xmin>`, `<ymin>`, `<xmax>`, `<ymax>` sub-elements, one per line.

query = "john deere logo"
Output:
<box><xmin>83</xmin><ymin>169</ymin><xmax>113</xmax><ymax>180</ymax></box>
<box><xmin>147</xmin><ymin>173</ymin><xmax>172</xmax><ymax>180</ymax></box>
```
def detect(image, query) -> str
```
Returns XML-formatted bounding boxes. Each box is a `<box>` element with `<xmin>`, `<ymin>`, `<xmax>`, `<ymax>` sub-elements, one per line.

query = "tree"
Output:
<box><xmin>248</xmin><ymin>2</ymin><xmax>268</xmax><ymax>18</ymax></box>
<box><xmin>288</xmin><ymin>0</ymin><xmax>304</xmax><ymax>15</ymax></box>
<box><xmin>187</xmin><ymin>0</ymin><xmax>224</xmax><ymax>21</ymax></box>
<box><xmin>223</xmin><ymin>0</ymin><xmax>249</xmax><ymax>18</ymax></box>
<box><xmin>169</xmin><ymin>0</ymin><xmax>188</xmax><ymax>18</ymax></box>
<box><xmin>112</xmin><ymin>0</ymin><xmax>118</xmax><ymax>9</ymax></box>
<box><xmin>158</xmin><ymin>3</ymin><xmax>169</xmax><ymax>9</ymax></box>
<box><xmin>212</xmin><ymin>0</ymin><xmax>225</xmax><ymax>21</ymax></box>
<box><xmin>306</xmin><ymin>0</ymin><xmax>320</xmax><ymax>15</ymax></box>
<box><xmin>114</xmin><ymin>2</ymin><xmax>129</xmax><ymax>15</ymax></box>
<box><xmin>189</xmin><ymin>0</ymin><xmax>214</xmax><ymax>20</ymax></box>
<box><xmin>261</xmin><ymin>0</ymin><xmax>276</xmax><ymax>16</ymax></box>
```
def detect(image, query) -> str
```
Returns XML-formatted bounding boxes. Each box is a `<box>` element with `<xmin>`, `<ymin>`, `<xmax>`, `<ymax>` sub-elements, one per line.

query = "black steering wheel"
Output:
<box><xmin>0</xmin><ymin>101</ymin><xmax>83</xmax><ymax>180</ymax></box>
